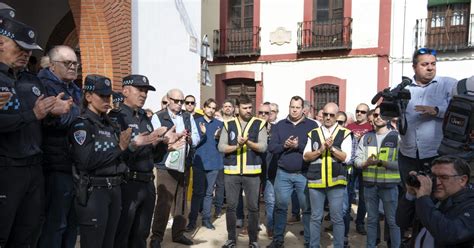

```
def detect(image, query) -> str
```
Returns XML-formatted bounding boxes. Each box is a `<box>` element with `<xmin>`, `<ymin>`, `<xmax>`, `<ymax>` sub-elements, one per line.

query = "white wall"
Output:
<box><xmin>351</xmin><ymin>0</ymin><xmax>380</xmax><ymax>49</ymax></box>
<box><xmin>132</xmin><ymin>0</ymin><xmax>202</xmax><ymax>111</ymax></box>
<box><xmin>259</xmin><ymin>0</ymin><xmax>303</xmax><ymax>55</ymax></box>
<box><xmin>209</xmin><ymin>57</ymin><xmax>379</xmax><ymax>117</ymax></box>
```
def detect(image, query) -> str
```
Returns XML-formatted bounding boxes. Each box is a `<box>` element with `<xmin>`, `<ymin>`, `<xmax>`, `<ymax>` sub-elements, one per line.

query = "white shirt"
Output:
<box><xmin>304</xmin><ymin>124</ymin><xmax>352</xmax><ymax>163</ymax></box>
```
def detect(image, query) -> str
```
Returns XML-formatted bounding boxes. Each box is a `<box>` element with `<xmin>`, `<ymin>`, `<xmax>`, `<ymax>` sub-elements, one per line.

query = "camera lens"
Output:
<box><xmin>406</xmin><ymin>174</ymin><xmax>421</xmax><ymax>188</ymax></box>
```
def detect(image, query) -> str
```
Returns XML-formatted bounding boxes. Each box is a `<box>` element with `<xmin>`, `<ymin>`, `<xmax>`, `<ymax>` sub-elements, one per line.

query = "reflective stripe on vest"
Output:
<box><xmin>362</xmin><ymin>131</ymin><xmax>401</xmax><ymax>184</ymax></box>
<box><xmin>223</xmin><ymin>117</ymin><xmax>265</xmax><ymax>175</ymax></box>
<box><xmin>307</xmin><ymin>125</ymin><xmax>349</xmax><ymax>188</ymax></box>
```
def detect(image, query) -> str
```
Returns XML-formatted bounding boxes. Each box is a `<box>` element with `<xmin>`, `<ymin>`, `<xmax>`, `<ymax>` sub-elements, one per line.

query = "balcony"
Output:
<box><xmin>297</xmin><ymin>17</ymin><xmax>352</xmax><ymax>52</ymax></box>
<box><xmin>415</xmin><ymin>14</ymin><xmax>474</xmax><ymax>51</ymax></box>
<box><xmin>213</xmin><ymin>26</ymin><xmax>261</xmax><ymax>57</ymax></box>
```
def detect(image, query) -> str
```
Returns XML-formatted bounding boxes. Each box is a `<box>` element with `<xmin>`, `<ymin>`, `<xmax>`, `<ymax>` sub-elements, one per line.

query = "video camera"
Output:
<box><xmin>371</xmin><ymin>76</ymin><xmax>412</xmax><ymax>135</ymax></box>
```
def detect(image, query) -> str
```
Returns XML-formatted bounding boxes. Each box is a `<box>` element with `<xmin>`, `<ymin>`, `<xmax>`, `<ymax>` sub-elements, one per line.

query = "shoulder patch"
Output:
<box><xmin>32</xmin><ymin>86</ymin><xmax>41</xmax><ymax>96</ymax></box>
<box><xmin>74</xmin><ymin>130</ymin><xmax>87</xmax><ymax>145</ymax></box>
<box><xmin>230</xmin><ymin>131</ymin><xmax>236</xmax><ymax>140</ymax></box>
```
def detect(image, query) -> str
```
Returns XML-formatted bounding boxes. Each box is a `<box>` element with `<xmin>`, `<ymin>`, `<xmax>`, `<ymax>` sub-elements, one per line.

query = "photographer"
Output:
<box><xmin>396</xmin><ymin>156</ymin><xmax>474</xmax><ymax>247</ymax></box>
<box><xmin>398</xmin><ymin>48</ymin><xmax>457</xmax><ymax>187</ymax></box>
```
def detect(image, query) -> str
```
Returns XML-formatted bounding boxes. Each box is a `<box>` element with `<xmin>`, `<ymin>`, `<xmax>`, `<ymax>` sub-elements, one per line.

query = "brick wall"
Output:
<box><xmin>68</xmin><ymin>0</ymin><xmax>131</xmax><ymax>91</ymax></box>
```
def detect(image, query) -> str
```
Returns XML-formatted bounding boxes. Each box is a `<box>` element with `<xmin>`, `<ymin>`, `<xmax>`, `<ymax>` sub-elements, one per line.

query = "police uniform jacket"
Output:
<box><xmin>69</xmin><ymin>108</ymin><xmax>127</xmax><ymax>176</ymax></box>
<box><xmin>0</xmin><ymin>63</ymin><xmax>44</xmax><ymax>166</ymax></box>
<box><xmin>355</xmin><ymin>130</ymin><xmax>400</xmax><ymax>186</ymax></box>
<box><xmin>306</xmin><ymin>124</ymin><xmax>351</xmax><ymax>188</ymax></box>
<box><xmin>109</xmin><ymin>103</ymin><xmax>155</xmax><ymax>172</ymax></box>
<box><xmin>38</xmin><ymin>68</ymin><xmax>82</xmax><ymax>172</ymax></box>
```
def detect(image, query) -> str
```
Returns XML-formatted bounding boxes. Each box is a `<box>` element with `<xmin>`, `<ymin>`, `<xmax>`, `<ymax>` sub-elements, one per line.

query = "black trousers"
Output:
<box><xmin>115</xmin><ymin>180</ymin><xmax>155</xmax><ymax>248</ymax></box>
<box><xmin>0</xmin><ymin>164</ymin><xmax>44</xmax><ymax>248</ymax></box>
<box><xmin>75</xmin><ymin>185</ymin><xmax>121</xmax><ymax>248</ymax></box>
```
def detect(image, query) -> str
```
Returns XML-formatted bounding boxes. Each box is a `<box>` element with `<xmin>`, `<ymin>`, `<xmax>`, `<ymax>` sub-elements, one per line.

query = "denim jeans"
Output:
<box><xmin>214</xmin><ymin>169</ymin><xmax>225</xmax><ymax>214</ymax></box>
<box><xmin>264</xmin><ymin>180</ymin><xmax>275</xmax><ymax>231</ymax></box>
<box><xmin>273</xmin><ymin>169</ymin><xmax>310</xmax><ymax>245</ymax></box>
<box><xmin>349</xmin><ymin>168</ymin><xmax>366</xmax><ymax>226</ymax></box>
<box><xmin>224</xmin><ymin>174</ymin><xmax>260</xmax><ymax>242</ymax></box>
<box><xmin>188</xmin><ymin>166</ymin><xmax>206</xmax><ymax>225</ymax></box>
<box><xmin>291</xmin><ymin>190</ymin><xmax>300</xmax><ymax>217</ymax></box>
<box><xmin>364</xmin><ymin>185</ymin><xmax>400</xmax><ymax>248</ymax></box>
<box><xmin>38</xmin><ymin>171</ymin><xmax>77</xmax><ymax>248</ymax></box>
<box><xmin>202</xmin><ymin>170</ymin><xmax>219</xmax><ymax>221</ymax></box>
<box><xmin>309</xmin><ymin>186</ymin><xmax>345</xmax><ymax>248</ymax></box>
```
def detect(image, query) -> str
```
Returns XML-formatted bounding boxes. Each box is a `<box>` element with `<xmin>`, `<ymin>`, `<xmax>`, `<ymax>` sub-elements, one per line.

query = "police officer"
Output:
<box><xmin>109</xmin><ymin>74</ymin><xmax>166</xmax><ymax>248</ymax></box>
<box><xmin>0</xmin><ymin>2</ymin><xmax>15</xmax><ymax>109</ymax></box>
<box><xmin>69</xmin><ymin>74</ymin><xmax>132</xmax><ymax>248</ymax></box>
<box><xmin>0</xmin><ymin>17</ymin><xmax>71</xmax><ymax>247</ymax></box>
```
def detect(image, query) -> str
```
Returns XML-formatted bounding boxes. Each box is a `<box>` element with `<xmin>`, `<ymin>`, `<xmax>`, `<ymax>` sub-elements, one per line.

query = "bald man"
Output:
<box><xmin>303</xmin><ymin>102</ymin><xmax>352</xmax><ymax>248</ymax></box>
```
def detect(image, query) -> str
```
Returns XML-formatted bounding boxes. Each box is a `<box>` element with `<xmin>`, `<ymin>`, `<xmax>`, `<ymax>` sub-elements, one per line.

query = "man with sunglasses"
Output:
<box><xmin>354</xmin><ymin>106</ymin><xmax>401</xmax><ymax>248</ymax></box>
<box><xmin>303</xmin><ymin>102</ymin><xmax>352</xmax><ymax>248</ymax></box>
<box><xmin>149</xmin><ymin>89</ymin><xmax>200</xmax><ymax>247</ymax></box>
<box><xmin>346</xmin><ymin>103</ymin><xmax>373</xmax><ymax>235</ymax></box>
<box><xmin>37</xmin><ymin>45</ymin><xmax>81</xmax><ymax>248</ymax></box>
<box><xmin>397</xmin><ymin>156</ymin><xmax>474</xmax><ymax>247</ymax></box>
<box><xmin>184</xmin><ymin>94</ymin><xmax>203</xmax><ymax>119</ymax></box>
<box><xmin>267</xmin><ymin>96</ymin><xmax>317</xmax><ymax>248</ymax></box>
<box><xmin>398</xmin><ymin>48</ymin><xmax>457</xmax><ymax>189</ymax></box>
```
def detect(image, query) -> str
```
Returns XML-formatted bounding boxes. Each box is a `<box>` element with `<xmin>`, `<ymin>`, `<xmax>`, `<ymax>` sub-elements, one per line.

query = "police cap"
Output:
<box><xmin>0</xmin><ymin>17</ymin><xmax>42</xmax><ymax>51</ymax></box>
<box><xmin>122</xmin><ymin>74</ymin><xmax>156</xmax><ymax>91</ymax></box>
<box><xmin>84</xmin><ymin>74</ymin><xmax>113</xmax><ymax>96</ymax></box>
<box><xmin>0</xmin><ymin>2</ymin><xmax>15</xmax><ymax>19</ymax></box>
<box><xmin>112</xmin><ymin>91</ymin><xmax>124</xmax><ymax>103</ymax></box>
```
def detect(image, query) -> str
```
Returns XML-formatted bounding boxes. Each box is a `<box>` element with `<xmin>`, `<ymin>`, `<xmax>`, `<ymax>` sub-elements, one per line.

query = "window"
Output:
<box><xmin>313</xmin><ymin>0</ymin><xmax>343</xmax><ymax>22</ymax></box>
<box><xmin>313</xmin><ymin>84</ymin><xmax>339</xmax><ymax>112</ymax></box>
<box><xmin>417</xmin><ymin>1</ymin><xmax>472</xmax><ymax>50</ymax></box>
<box><xmin>229</xmin><ymin>0</ymin><xmax>254</xmax><ymax>29</ymax></box>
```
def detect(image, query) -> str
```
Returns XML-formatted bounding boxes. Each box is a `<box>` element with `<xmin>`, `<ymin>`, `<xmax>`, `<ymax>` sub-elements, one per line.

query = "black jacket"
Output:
<box><xmin>109</xmin><ymin>103</ymin><xmax>155</xmax><ymax>172</ymax></box>
<box><xmin>69</xmin><ymin>109</ymin><xmax>127</xmax><ymax>176</ymax></box>
<box><xmin>397</xmin><ymin>185</ymin><xmax>474</xmax><ymax>247</ymax></box>
<box><xmin>0</xmin><ymin>64</ymin><xmax>43</xmax><ymax>166</ymax></box>
<box><xmin>39</xmin><ymin>68</ymin><xmax>82</xmax><ymax>172</ymax></box>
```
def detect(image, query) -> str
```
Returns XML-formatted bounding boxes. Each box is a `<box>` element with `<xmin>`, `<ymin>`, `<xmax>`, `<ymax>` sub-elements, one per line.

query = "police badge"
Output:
<box><xmin>312</xmin><ymin>141</ymin><xmax>319</xmax><ymax>151</ymax></box>
<box><xmin>74</xmin><ymin>130</ymin><xmax>87</xmax><ymax>145</ymax></box>
<box><xmin>31</xmin><ymin>86</ymin><xmax>41</xmax><ymax>96</ymax></box>
<box><xmin>230</xmin><ymin>131</ymin><xmax>236</xmax><ymax>141</ymax></box>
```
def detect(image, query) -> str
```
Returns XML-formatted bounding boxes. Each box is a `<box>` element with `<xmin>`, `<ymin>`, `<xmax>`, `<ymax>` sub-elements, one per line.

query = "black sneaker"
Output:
<box><xmin>249</xmin><ymin>241</ymin><xmax>260</xmax><ymax>248</ymax></box>
<box><xmin>222</xmin><ymin>239</ymin><xmax>236</xmax><ymax>248</ymax></box>
<box><xmin>185</xmin><ymin>223</ymin><xmax>196</xmax><ymax>233</ymax></box>
<box><xmin>266</xmin><ymin>240</ymin><xmax>284</xmax><ymax>248</ymax></box>
<box><xmin>356</xmin><ymin>224</ymin><xmax>367</xmax><ymax>235</ymax></box>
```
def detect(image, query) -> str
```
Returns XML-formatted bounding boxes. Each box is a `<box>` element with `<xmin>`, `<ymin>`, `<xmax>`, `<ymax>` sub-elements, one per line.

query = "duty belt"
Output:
<box><xmin>126</xmin><ymin>171</ymin><xmax>154</xmax><ymax>182</ymax></box>
<box><xmin>88</xmin><ymin>176</ymin><xmax>123</xmax><ymax>188</ymax></box>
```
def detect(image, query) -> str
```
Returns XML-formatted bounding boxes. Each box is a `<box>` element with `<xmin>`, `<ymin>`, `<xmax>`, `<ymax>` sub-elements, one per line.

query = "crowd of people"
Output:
<box><xmin>1</xmin><ymin>2</ymin><xmax>474</xmax><ymax>248</ymax></box>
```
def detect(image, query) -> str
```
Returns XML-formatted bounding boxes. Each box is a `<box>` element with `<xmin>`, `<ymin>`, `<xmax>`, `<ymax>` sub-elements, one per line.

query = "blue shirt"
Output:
<box><xmin>151</xmin><ymin>108</ymin><xmax>200</xmax><ymax>147</ymax></box>
<box><xmin>399</xmin><ymin>75</ymin><xmax>457</xmax><ymax>159</ymax></box>
<box><xmin>268</xmin><ymin>116</ymin><xmax>318</xmax><ymax>172</ymax></box>
<box><xmin>193</xmin><ymin>116</ymin><xmax>224</xmax><ymax>171</ymax></box>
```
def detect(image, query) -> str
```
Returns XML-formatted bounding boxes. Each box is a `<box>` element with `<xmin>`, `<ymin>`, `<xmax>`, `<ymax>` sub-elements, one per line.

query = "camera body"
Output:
<box><xmin>406</xmin><ymin>170</ymin><xmax>437</xmax><ymax>188</ymax></box>
<box><xmin>372</xmin><ymin>77</ymin><xmax>412</xmax><ymax>135</ymax></box>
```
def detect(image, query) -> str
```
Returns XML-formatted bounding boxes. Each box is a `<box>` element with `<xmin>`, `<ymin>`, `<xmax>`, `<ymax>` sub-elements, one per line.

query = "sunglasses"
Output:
<box><xmin>356</xmin><ymin>110</ymin><xmax>367</xmax><ymax>114</ymax></box>
<box><xmin>168</xmin><ymin>97</ymin><xmax>184</xmax><ymax>105</ymax></box>
<box><xmin>162</xmin><ymin>101</ymin><xmax>168</xmax><ymax>105</ymax></box>
<box><xmin>258</xmin><ymin>111</ymin><xmax>270</xmax><ymax>115</ymax></box>
<box><xmin>337</xmin><ymin>120</ymin><xmax>345</xmax><ymax>125</ymax></box>
<box><xmin>323</xmin><ymin>112</ymin><xmax>336</xmax><ymax>118</ymax></box>
<box><xmin>416</xmin><ymin>47</ymin><xmax>437</xmax><ymax>56</ymax></box>
<box><xmin>185</xmin><ymin>101</ymin><xmax>195</xmax><ymax>105</ymax></box>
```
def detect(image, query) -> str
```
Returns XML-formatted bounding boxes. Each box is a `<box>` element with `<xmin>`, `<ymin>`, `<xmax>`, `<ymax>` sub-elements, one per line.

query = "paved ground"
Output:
<box><xmin>75</xmin><ymin>203</ymin><xmax>390</xmax><ymax>248</ymax></box>
<box><xmin>159</xmin><ymin>204</ymin><xmax>389</xmax><ymax>248</ymax></box>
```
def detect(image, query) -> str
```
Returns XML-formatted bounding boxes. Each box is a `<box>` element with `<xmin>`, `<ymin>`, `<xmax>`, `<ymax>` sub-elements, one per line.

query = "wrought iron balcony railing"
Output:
<box><xmin>415</xmin><ymin>13</ymin><xmax>474</xmax><ymax>51</ymax></box>
<box><xmin>213</xmin><ymin>26</ymin><xmax>261</xmax><ymax>57</ymax></box>
<box><xmin>297</xmin><ymin>17</ymin><xmax>352</xmax><ymax>52</ymax></box>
